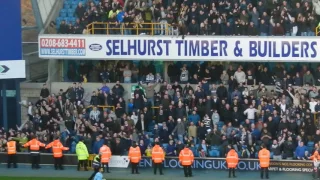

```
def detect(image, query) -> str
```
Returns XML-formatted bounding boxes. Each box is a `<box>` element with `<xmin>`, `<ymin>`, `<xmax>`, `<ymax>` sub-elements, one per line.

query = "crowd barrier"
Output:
<box><xmin>0</xmin><ymin>153</ymin><xmax>313</xmax><ymax>173</ymax></box>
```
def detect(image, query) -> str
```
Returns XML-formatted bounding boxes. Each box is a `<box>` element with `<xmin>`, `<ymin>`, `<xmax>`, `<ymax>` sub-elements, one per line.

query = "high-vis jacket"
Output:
<box><xmin>23</xmin><ymin>139</ymin><xmax>45</xmax><ymax>152</ymax></box>
<box><xmin>76</xmin><ymin>141</ymin><xmax>89</xmax><ymax>160</ymax></box>
<box><xmin>92</xmin><ymin>155</ymin><xmax>101</xmax><ymax>168</ymax></box>
<box><xmin>45</xmin><ymin>139</ymin><xmax>69</xmax><ymax>158</ymax></box>
<box><xmin>99</xmin><ymin>145</ymin><xmax>112</xmax><ymax>163</ymax></box>
<box><xmin>7</xmin><ymin>141</ymin><xmax>17</xmax><ymax>155</ymax></box>
<box><xmin>179</xmin><ymin>147</ymin><xmax>194</xmax><ymax>166</ymax></box>
<box><xmin>151</xmin><ymin>145</ymin><xmax>165</xmax><ymax>163</ymax></box>
<box><xmin>258</xmin><ymin>148</ymin><xmax>270</xmax><ymax>168</ymax></box>
<box><xmin>226</xmin><ymin>149</ymin><xmax>239</xmax><ymax>168</ymax></box>
<box><xmin>128</xmin><ymin>146</ymin><xmax>141</xmax><ymax>163</ymax></box>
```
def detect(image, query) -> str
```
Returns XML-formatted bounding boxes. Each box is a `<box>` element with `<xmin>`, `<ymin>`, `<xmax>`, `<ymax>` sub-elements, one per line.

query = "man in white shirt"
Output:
<box><xmin>234</xmin><ymin>68</ymin><xmax>246</xmax><ymax>84</ymax></box>
<box><xmin>244</xmin><ymin>105</ymin><xmax>257</xmax><ymax>122</ymax></box>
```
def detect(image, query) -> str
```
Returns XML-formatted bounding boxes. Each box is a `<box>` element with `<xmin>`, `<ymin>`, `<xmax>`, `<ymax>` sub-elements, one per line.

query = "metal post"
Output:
<box><xmin>2</xmin><ymin>80</ymin><xmax>8</xmax><ymax>130</ymax></box>
<box><xmin>15</xmin><ymin>79</ymin><xmax>21</xmax><ymax>125</ymax></box>
<box><xmin>31</xmin><ymin>0</ymin><xmax>43</xmax><ymax>31</ymax></box>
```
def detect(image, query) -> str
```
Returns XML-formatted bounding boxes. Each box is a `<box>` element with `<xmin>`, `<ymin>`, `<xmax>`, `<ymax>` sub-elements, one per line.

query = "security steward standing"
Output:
<box><xmin>99</xmin><ymin>141</ymin><xmax>112</xmax><ymax>173</ymax></box>
<box><xmin>151</xmin><ymin>142</ymin><xmax>165</xmax><ymax>175</ymax></box>
<box><xmin>258</xmin><ymin>145</ymin><xmax>270</xmax><ymax>179</ymax></box>
<box><xmin>6</xmin><ymin>137</ymin><xmax>18</xmax><ymax>168</ymax></box>
<box><xmin>88</xmin><ymin>154</ymin><xmax>101</xmax><ymax>180</ymax></box>
<box><xmin>23</xmin><ymin>135</ymin><xmax>45</xmax><ymax>169</ymax></box>
<box><xmin>128</xmin><ymin>141</ymin><xmax>141</xmax><ymax>174</ymax></box>
<box><xmin>76</xmin><ymin>137</ymin><xmax>89</xmax><ymax>171</ymax></box>
<box><xmin>179</xmin><ymin>144</ymin><xmax>194</xmax><ymax>177</ymax></box>
<box><xmin>45</xmin><ymin>136</ymin><xmax>69</xmax><ymax>170</ymax></box>
<box><xmin>226</xmin><ymin>146</ymin><xmax>239</xmax><ymax>178</ymax></box>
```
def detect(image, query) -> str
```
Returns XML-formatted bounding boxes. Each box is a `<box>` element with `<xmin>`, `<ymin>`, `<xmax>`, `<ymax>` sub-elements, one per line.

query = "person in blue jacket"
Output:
<box><xmin>295</xmin><ymin>142</ymin><xmax>308</xmax><ymax>160</ymax></box>
<box><xmin>92</xmin><ymin>136</ymin><xmax>104</xmax><ymax>154</ymax></box>
<box><xmin>93</xmin><ymin>167</ymin><xmax>105</xmax><ymax>180</ymax></box>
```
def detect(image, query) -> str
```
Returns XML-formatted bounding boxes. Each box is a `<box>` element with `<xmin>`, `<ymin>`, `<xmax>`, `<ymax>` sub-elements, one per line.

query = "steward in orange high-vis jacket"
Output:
<box><xmin>6</xmin><ymin>137</ymin><xmax>18</xmax><ymax>168</ymax></box>
<box><xmin>45</xmin><ymin>136</ymin><xmax>69</xmax><ymax>170</ymax></box>
<box><xmin>179</xmin><ymin>144</ymin><xmax>194</xmax><ymax>177</ymax></box>
<box><xmin>128</xmin><ymin>141</ymin><xmax>141</xmax><ymax>174</ymax></box>
<box><xmin>99</xmin><ymin>141</ymin><xmax>112</xmax><ymax>173</ymax></box>
<box><xmin>23</xmin><ymin>135</ymin><xmax>45</xmax><ymax>169</ymax></box>
<box><xmin>226</xmin><ymin>146</ymin><xmax>239</xmax><ymax>178</ymax></box>
<box><xmin>151</xmin><ymin>142</ymin><xmax>165</xmax><ymax>175</ymax></box>
<box><xmin>258</xmin><ymin>144</ymin><xmax>270</xmax><ymax>179</ymax></box>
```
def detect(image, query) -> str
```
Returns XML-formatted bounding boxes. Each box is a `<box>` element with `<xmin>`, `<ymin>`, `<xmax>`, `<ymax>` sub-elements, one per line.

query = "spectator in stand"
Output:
<box><xmin>40</xmin><ymin>84</ymin><xmax>50</xmax><ymax>98</ymax></box>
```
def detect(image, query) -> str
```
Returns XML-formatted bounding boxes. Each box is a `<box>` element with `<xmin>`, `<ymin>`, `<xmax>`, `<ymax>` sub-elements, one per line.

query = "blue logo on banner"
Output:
<box><xmin>89</xmin><ymin>44</ymin><xmax>102</xmax><ymax>51</ymax></box>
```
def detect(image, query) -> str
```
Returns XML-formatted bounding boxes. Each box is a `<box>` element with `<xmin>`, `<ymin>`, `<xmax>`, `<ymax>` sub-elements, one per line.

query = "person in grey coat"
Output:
<box><xmin>172</xmin><ymin>118</ymin><xmax>186</xmax><ymax>143</ymax></box>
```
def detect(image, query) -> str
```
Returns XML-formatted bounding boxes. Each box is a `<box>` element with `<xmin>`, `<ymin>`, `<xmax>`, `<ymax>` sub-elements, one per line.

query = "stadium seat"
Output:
<box><xmin>211</xmin><ymin>146</ymin><xmax>219</xmax><ymax>150</ymax></box>
<box><xmin>270</xmin><ymin>152</ymin><xmax>274</xmax><ymax>159</ymax></box>
<box><xmin>209</xmin><ymin>149</ymin><xmax>220</xmax><ymax>157</ymax></box>
<box><xmin>237</xmin><ymin>152</ymin><xmax>241</xmax><ymax>158</ymax></box>
<box><xmin>162</xmin><ymin>143</ymin><xmax>168</xmax><ymax>150</ymax></box>
<box><xmin>71</xmin><ymin>1</ymin><xmax>78</xmax><ymax>5</ymax></box>
<box><xmin>63</xmin><ymin>1</ymin><xmax>71</xmax><ymax>9</ymax></box>
<box><xmin>195</xmin><ymin>144</ymin><xmax>199</xmax><ymax>149</ymax></box>
<box><xmin>72</xmin><ymin>4</ymin><xmax>78</xmax><ymax>10</ymax></box>
<box><xmin>307</xmin><ymin>141</ymin><xmax>314</xmax><ymax>147</ymax></box>
<box><xmin>255</xmin><ymin>152</ymin><xmax>258</xmax><ymax>158</ymax></box>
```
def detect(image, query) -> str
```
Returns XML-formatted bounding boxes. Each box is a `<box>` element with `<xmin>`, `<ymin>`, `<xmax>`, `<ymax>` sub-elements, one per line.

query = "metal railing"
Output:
<box><xmin>86</xmin><ymin>22</ymin><xmax>172</xmax><ymax>35</ymax></box>
<box><xmin>86</xmin><ymin>105</ymin><xmax>115</xmax><ymax>112</ymax></box>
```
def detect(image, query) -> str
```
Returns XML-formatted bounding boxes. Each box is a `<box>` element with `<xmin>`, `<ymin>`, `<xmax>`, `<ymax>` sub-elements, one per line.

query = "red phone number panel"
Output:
<box><xmin>40</xmin><ymin>38</ymin><xmax>86</xmax><ymax>48</ymax></box>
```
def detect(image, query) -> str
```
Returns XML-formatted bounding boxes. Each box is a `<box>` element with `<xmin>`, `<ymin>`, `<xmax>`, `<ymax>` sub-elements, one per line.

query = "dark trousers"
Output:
<box><xmin>54</xmin><ymin>157</ymin><xmax>64</xmax><ymax>170</ymax></box>
<box><xmin>88</xmin><ymin>167</ymin><xmax>99</xmax><ymax>180</ymax></box>
<box><xmin>30</xmin><ymin>153</ymin><xmax>40</xmax><ymax>169</ymax></box>
<box><xmin>183</xmin><ymin>165</ymin><xmax>192</xmax><ymax>177</ymax></box>
<box><xmin>7</xmin><ymin>154</ymin><xmax>17</xmax><ymax>168</ymax></box>
<box><xmin>153</xmin><ymin>162</ymin><xmax>163</xmax><ymax>174</ymax></box>
<box><xmin>77</xmin><ymin>160</ymin><xmax>88</xmax><ymax>171</ymax></box>
<box><xmin>131</xmin><ymin>162</ymin><xmax>139</xmax><ymax>174</ymax></box>
<box><xmin>102</xmin><ymin>163</ymin><xmax>110</xmax><ymax>173</ymax></box>
<box><xmin>229</xmin><ymin>168</ymin><xmax>236</xmax><ymax>177</ymax></box>
<box><xmin>260</xmin><ymin>167</ymin><xmax>269</xmax><ymax>178</ymax></box>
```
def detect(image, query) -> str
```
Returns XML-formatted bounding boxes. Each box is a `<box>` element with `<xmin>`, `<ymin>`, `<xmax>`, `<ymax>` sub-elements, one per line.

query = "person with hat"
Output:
<box><xmin>226</xmin><ymin>146</ymin><xmax>239</xmax><ymax>178</ymax></box>
<box><xmin>258</xmin><ymin>144</ymin><xmax>270</xmax><ymax>179</ymax></box>
<box><xmin>128</xmin><ymin>141</ymin><xmax>141</xmax><ymax>174</ymax></box>
<box><xmin>23</xmin><ymin>135</ymin><xmax>45</xmax><ymax>169</ymax></box>
<box><xmin>45</xmin><ymin>135</ymin><xmax>69</xmax><ymax>170</ymax></box>
<box><xmin>151</xmin><ymin>142</ymin><xmax>165</xmax><ymax>175</ymax></box>
<box><xmin>6</xmin><ymin>137</ymin><xmax>18</xmax><ymax>168</ymax></box>
<box><xmin>179</xmin><ymin>144</ymin><xmax>194</xmax><ymax>177</ymax></box>
<box><xmin>76</xmin><ymin>136</ymin><xmax>89</xmax><ymax>171</ymax></box>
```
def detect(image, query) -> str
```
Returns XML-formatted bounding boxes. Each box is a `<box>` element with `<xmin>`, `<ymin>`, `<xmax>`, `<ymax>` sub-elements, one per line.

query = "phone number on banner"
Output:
<box><xmin>40</xmin><ymin>38</ymin><xmax>86</xmax><ymax>48</ymax></box>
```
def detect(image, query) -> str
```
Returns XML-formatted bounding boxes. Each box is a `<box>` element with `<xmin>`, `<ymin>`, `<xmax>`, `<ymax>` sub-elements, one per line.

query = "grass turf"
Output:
<box><xmin>0</xmin><ymin>178</ymin><xmax>131</xmax><ymax>180</ymax></box>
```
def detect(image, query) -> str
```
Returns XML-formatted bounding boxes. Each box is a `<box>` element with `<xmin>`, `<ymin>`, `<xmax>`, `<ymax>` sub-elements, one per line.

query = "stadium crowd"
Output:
<box><xmin>1</xmin><ymin>62</ymin><xmax>320</xmax><ymax>161</ymax></box>
<box><xmin>56</xmin><ymin>0</ymin><xmax>320</xmax><ymax>36</ymax></box>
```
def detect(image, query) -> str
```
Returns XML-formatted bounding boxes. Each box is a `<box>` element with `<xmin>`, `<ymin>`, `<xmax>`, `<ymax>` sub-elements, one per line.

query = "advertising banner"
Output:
<box><xmin>0</xmin><ymin>153</ymin><xmax>313</xmax><ymax>172</ymax></box>
<box><xmin>39</xmin><ymin>35</ymin><xmax>320</xmax><ymax>62</ymax></box>
<box><xmin>109</xmin><ymin>155</ymin><xmax>130</xmax><ymax>168</ymax></box>
<box><xmin>0</xmin><ymin>60</ymin><xmax>26</xmax><ymax>79</ymax></box>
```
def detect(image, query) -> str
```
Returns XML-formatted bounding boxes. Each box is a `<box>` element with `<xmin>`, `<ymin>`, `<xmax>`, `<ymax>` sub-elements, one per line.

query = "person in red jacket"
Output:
<box><xmin>45</xmin><ymin>136</ymin><xmax>69</xmax><ymax>170</ymax></box>
<box><xmin>23</xmin><ymin>135</ymin><xmax>45</xmax><ymax>169</ymax></box>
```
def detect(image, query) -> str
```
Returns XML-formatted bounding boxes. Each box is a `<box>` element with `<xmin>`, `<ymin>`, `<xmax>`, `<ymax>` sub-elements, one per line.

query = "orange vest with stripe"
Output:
<box><xmin>151</xmin><ymin>145</ymin><xmax>165</xmax><ymax>163</ymax></box>
<box><xmin>23</xmin><ymin>139</ymin><xmax>45</xmax><ymax>151</ymax></box>
<box><xmin>258</xmin><ymin>148</ymin><xmax>270</xmax><ymax>168</ymax></box>
<box><xmin>179</xmin><ymin>148</ymin><xmax>194</xmax><ymax>166</ymax></box>
<box><xmin>7</xmin><ymin>141</ymin><xmax>16</xmax><ymax>155</ymax></box>
<box><xmin>128</xmin><ymin>146</ymin><xmax>141</xmax><ymax>163</ymax></box>
<box><xmin>226</xmin><ymin>149</ymin><xmax>239</xmax><ymax>168</ymax></box>
<box><xmin>99</xmin><ymin>145</ymin><xmax>112</xmax><ymax>163</ymax></box>
<box><xmin>45</xmin><ymin>140</ymin><xmax>69</xmax><ymax>158</ymax></box>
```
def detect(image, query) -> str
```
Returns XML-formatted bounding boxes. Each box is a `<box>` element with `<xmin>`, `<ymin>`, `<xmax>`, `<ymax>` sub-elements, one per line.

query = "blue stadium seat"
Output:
<box><xmin>270</xmin><ymin>152</ymin><xmax>274</xmax><ymax>159</ymax></box>
<box><xmin>72</xmin><ymin>4</ymin><xmax>78</xmax><ymax>10</ymax></box>
<box><xmin>56</xmin><ymin>17</ymin><xmax>63</xmax><ymax>24</ymax></box>
<box><xmin>162</xmin><ymin>143</ymin><xmax>168</xmax><ymax>150</ymax></box>
<box><xmin>237</xmin><ymin>152</ymin><xmax>241</xmax><ymax>158</ymax></box>
<box><xmin>195</xmin><ymin>144</ymin><xmax>199</xmax><ymax>149</ymax></box>
<box><xmin>60</xmin><ymin>12</ymin><xmax>67</xmax><ymax>17</ymax></box>
<box><xmin>209</xmin><ymin>149</ymin><xmax>220</xmax><ymax>157</ymax></box>
<box><xmin>211</xmin><ymin>146</ymin><xmax>219</xmax><ymax>150</ymax></box>
<box><xmin>255</xmin><ymin>152</ymin><xmax>258</xmax><ymax>158</ymax></box>
<box><xmin>63</xmin><ymin>1</ymin><xmax>71</xmax><ymax>9</ymax></box>
<box><xmin>71</xmin><ymin>1</ymin><xmax>78</xmax><ymax>5</ymax></box>
<box><xmin>308</xmin><ymin>141</ymin><xmax>315</xmax><ymax>147</ymax></box>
